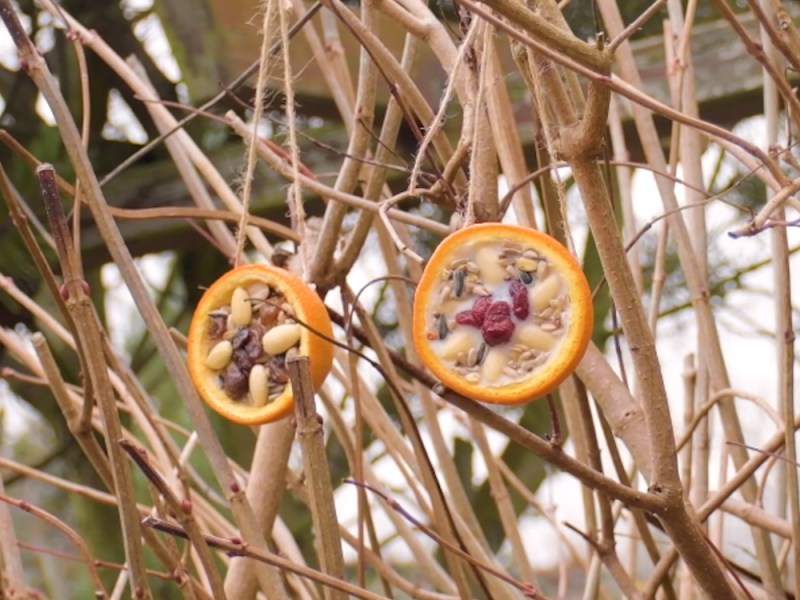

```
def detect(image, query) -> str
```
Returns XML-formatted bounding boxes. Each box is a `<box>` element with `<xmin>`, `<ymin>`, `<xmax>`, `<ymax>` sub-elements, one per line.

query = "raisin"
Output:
<box><xmin>259</xmin><ymin>297</ymin><xmax>284</xmax><ymax>328</ymax></box>
<box><xmin>232</xmin><ymin>325</ymin><xmax>264</xmax><ymax>371</ymax></box>
<box><xmin>221</xmin><ymin>363</ymin><xmax>249</xmax><ymax>400</ymax></box>
<box><xmin>509</xmin><ymin>280</ymin><xmax>530</xmax><ymax>320</ymax></box>
<box><xmin>266</xmin><ymin>356</ymin><xmax>290</xmax><ymax>384</ymax></box>
<box><xmin>481</xmin><ymin>301</ymin><xmax>515</xmax><ymax>346</ymax></box>
<box><xmin>206</xmin><ymin>311</ymin><xmax>228</xmax><ymax>340</ymax></box>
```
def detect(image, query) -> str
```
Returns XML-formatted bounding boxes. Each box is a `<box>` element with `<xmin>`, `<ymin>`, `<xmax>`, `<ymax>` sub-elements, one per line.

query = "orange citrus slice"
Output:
<box><xmin>187</xmin><ymin>264</ymin><xmax>333</xmax><ymax>425</ymax></box>
<box><xmin>412</xmin><ymin>223</ymin><xmax>593</xmax><ymax>404</ymax></box>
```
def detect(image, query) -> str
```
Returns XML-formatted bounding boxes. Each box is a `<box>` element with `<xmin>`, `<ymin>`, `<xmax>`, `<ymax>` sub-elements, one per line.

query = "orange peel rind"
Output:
<box><xmin>412</xmin><ymin>223</ymin><xmax>593</xmax><ymax>404</ymax></box>
<box><xmin>187</xmin><ymin>264</ymin><xmax>333</xmax><ymax>425</ymax></box>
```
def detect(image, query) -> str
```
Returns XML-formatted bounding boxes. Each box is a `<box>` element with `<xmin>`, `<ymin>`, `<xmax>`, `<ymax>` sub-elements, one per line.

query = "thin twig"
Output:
<box><xmin>0</xmin><ymin>492</ymin><xmax>108</xmax><ymax>598</ymax></box>
<box><xmin>120</xmin><ymin>439</ymin><xmax>227</xmax><ymax>600</ymax></box>
<box><xmin>142</xmin><ymin>516</ymin><xmax>392</xmax><ymax>600</ymax></box>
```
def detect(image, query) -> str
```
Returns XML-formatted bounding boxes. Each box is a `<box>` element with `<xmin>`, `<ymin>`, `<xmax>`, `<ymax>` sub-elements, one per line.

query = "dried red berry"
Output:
<box><xmin>485</xmin><ymin>300</ymin><xmax>511</xmax><ymax>319</ymax></box>
<box><xmin>454</xmin><ymin>295</ymin><xmax>494</xmax><ymax>327</ymax></box>
<box><xmin>481</xmin><ymin>301</ymin><xmax>515</xmax><ymax>346</ymax></box>
<box><xmin>509</xmin><ymin>280</ymin><xmax>530</xmax><ymax>320</ymax></box>
<box><xmin>471</xmin><ymin>296</ymin><xmax>493</xmax><ymax>322</ymax></box>
<box><xmin>455</xmin><ymin>310</ymin><xmax>481</xmax><ymax>327</ymax></box>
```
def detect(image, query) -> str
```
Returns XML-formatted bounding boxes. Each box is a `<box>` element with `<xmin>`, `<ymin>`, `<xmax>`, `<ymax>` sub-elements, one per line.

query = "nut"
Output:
<box><xmin>205</xmin><ymin>340</ymin><xmax>234</xmax><ymax>370</ymax></box>
<box><xmin>248</xmin><ymin>283</ymin><xmax>271</xmax><ymax>302</ymax></box>
<box><xmin>261</xmin><ymin>323</ymin><xmax>302</xmax><ymax>355</ymax></box>
<box><xmin>529</xmin><ymin>274</ymin><xmax>562</xmax><ymax>312</ymax></box>
<box><xmin>249</xmin><ymin>364</ymin><xmax>269</xmax><ymax>407</ymax></box>
<box><xmin>475</xmin><ymin>246</ymin><xmax>507</xmax><ymax>284</ymax></box>
<box><xmin>439</xmin><ymin>329</ymin><xmax>476</xmax><ymax>360</ymax></box>
<box><xmin>514</xmin><ymin>322</ymin><xmax>556</xmax><ymax>350</ymax></box>
<box><xmin>481</xmin><ymin>347</ymin><xmax>507</xmax><ymax>383</ymax></box>
<box><xmin>231</xmin><ymin>286</ymin><xmax>253</xmax><ymax>326</ymax></box>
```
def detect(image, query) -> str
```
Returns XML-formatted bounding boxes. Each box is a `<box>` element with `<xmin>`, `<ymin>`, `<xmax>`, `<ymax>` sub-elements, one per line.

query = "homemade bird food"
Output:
<box><xmin>412</xmin><ymin>223</ymin><xmax>593</xmax><ymax>404</ymax></box>
<box><xmin>188</xmin><ymin>264</ymin><xmax>333</xmax><ymax>425</ymax></box>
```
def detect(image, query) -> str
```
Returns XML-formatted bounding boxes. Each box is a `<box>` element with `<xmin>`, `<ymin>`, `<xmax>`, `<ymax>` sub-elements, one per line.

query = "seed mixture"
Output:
<box><xmin>202</xmin><ymin>282</ymin><xmax>301</xmax><ymax>407</ymax></box>
<box><xmin>424</xmin><ymin>239</ymin><xmax>570</xmax><ymax>388</ymax></box>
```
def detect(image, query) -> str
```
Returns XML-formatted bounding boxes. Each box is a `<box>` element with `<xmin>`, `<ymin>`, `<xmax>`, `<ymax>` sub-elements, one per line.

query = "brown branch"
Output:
<box><xmin>287</xmin><ymin>356</ymin><xmax>347</xmax><ymax>600</ymax></box>
<box><xmin>34</xmin><ymin>164</ymin><xmax>151</xmax><ymax>598</ymax></box>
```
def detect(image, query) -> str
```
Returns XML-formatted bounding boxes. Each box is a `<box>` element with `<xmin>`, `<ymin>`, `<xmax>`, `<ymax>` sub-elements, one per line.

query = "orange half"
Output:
<box><xmin>187</xmin><ymin>264</ymin><xmax>333</xmax><ymax>425</ymax></box>
<box><xmin>412</xmin><ymin>223</ymin><xmax>593</xmax><ymax>404</ymax></box>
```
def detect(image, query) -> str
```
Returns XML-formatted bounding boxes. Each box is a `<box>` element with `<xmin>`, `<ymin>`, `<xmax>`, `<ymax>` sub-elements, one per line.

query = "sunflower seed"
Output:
<box><xmin>223</xmin><ymin>313</ymin><xmax>237</xmax><ymax>338</ymax></box>
<box><xmin>538</xmin><ymin>308</ymin><xmax>554</xmax><ymax>320</ymax></box>
<box><xmin>516</xmin><ymin>256</ymin><xmax>538</xmax><ymax>272</ymax></box>
<box><xmin>438</xmin><ymin>284</ymin><xmax>452</xmax><ymax>305</ymax></box>
<box><xmin>452</xmin><ymin>268</ymin><xmax>466</xmax><ymax>298</ymax></box>
<box><xmin>435</xmin><ymin>313</ymin><xmax>449</xmax><ymax>340</ymax></box>
<box><xmin>466</xmin><ymin>346</ymin><xmax>478</xmax><ymax>367</ymax></box>
<box><xmin>476</xmin><ymin>342</ymin><xmax>488</xmax><ymax>365</ymax></box>
<box><xmin>537</xmin><ymin>260</ymin><xmax>549</xmax><ymax>278</ymax></box>
<box><xmin>269</xmin><ymin>383</ymin><xmax>287</xmax><ymax>399</ymax></box>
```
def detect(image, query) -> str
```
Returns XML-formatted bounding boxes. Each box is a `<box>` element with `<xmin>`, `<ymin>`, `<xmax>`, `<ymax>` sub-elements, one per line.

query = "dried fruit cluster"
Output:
<box><xmin>204</xmin><ymin>283</ymin><xmax>298</xmax><ymax>407</ymax></box>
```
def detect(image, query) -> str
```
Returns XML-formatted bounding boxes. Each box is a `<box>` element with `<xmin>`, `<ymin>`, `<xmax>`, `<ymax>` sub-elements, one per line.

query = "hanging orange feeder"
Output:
<box><xmin>187</xmin><ymin>264</ymin><xmax>333</xmax><ymax>425</ymax></box>
<box><xmin>412</xmin><ymin>223</ymin><xmax>593</xmax><ymax>404</ymax></box>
